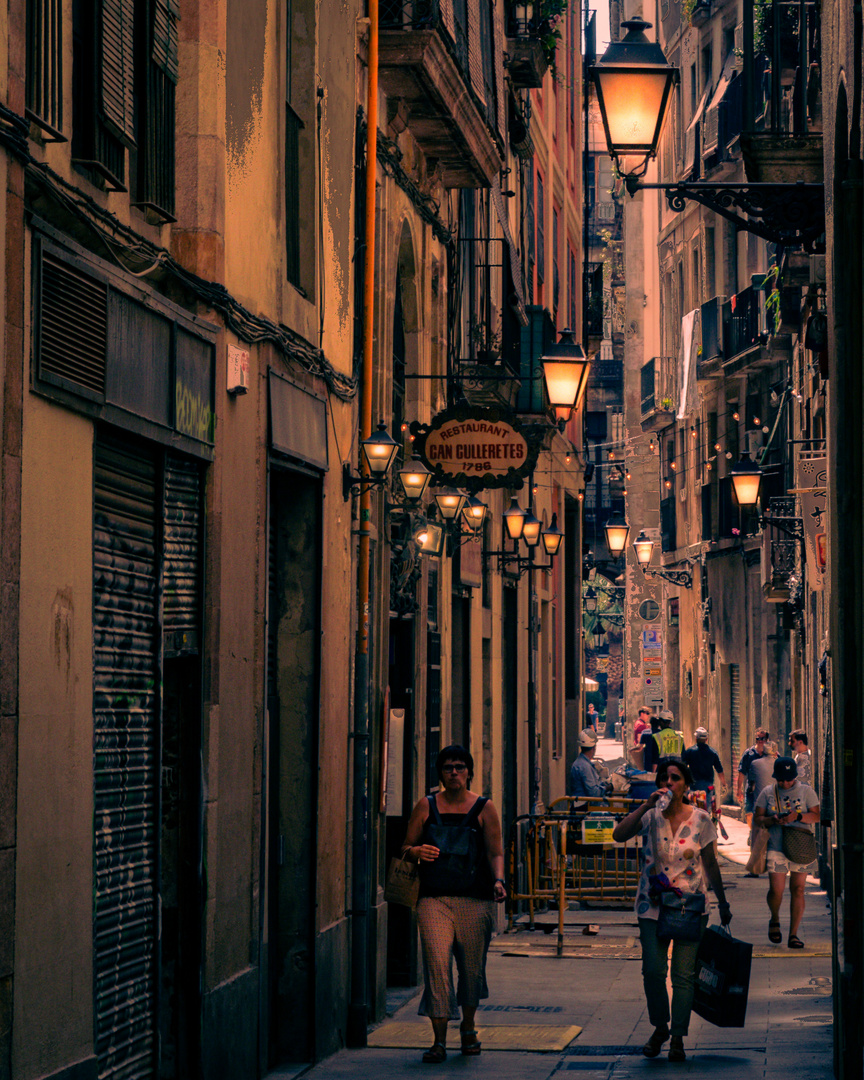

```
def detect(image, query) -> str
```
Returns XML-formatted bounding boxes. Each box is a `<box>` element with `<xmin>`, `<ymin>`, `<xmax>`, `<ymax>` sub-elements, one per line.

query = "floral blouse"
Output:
<box><xmin>634</xmin><ymin>806</ymin><xmax>717</xmax><ymax>920</ymax></box>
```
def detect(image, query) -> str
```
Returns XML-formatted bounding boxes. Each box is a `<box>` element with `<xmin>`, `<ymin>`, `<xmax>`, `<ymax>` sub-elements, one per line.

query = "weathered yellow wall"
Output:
<box><xmin>15</xmin><ymin>395</ymin><xmax>94</xmax><ymax>1077</ymax></box>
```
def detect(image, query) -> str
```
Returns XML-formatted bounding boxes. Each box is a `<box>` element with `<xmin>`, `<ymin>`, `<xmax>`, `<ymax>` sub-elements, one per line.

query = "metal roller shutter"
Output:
<box><xmin>730</xmin><ymin>663</ymin><xmax>741</xmax><ymax>767</ymax></box>
<box><xmin>93</xmin><ymin>435</ymin><xmax>159</xmax><ymax>1080</ymax></box>
<box><xmin>163</xmin><ymin>453</ymin><xmax>201</xmax><ymax>657</ymax></box>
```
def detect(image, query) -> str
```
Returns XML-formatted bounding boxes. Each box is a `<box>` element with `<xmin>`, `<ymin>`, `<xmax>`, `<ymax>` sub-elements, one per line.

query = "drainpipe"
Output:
<box><xmin>348</xmin><ymin>0</ymin><xmax>378</xmax><ymax>1049</ymax></box>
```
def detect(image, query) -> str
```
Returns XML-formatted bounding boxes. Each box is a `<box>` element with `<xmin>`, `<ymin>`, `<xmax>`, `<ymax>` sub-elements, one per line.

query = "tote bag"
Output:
<box><xmin>693</xmin><ymin>925</ymin><xmax>753</xmax><ymax>1027</ymax></box>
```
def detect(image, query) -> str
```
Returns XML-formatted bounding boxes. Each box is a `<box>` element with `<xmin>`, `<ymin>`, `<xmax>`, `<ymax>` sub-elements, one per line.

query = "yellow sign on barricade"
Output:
<box><xmin>505</xmin><ymin>796</ymin><xmax>643</xmax><ymax>956</ymax></box>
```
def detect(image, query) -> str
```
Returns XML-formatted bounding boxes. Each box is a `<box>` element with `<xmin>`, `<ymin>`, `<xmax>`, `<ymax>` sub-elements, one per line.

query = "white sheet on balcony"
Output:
<box><xmin>677</xmin><ymin>308</ymin><xmax>700</xmax><ymax>420</ymax></box>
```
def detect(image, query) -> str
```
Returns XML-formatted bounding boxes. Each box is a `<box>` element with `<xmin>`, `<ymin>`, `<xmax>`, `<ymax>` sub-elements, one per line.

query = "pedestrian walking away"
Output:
<box><xmin>641</xmin><ymin>710</ymin><xmax>685</xmax><ymax>773</ymax></box>
<box><xmin>754</xmin><ymin>756</ymin><xmax>821</xmax><ymax>949</ymax></box>
<box><xmin>612</xmin><ymin>756</ymin><xmax>732</xmax><ymax>1063</ymax></box>
<box><xmin>682</xmin><ymin>727</ymin><xmax>727</xmax><ymax>812</ymax></box>
<box><xmin>400</xmin><ymin>745</ymin><xmax>507</xmax><ymax>1064</ymax></box>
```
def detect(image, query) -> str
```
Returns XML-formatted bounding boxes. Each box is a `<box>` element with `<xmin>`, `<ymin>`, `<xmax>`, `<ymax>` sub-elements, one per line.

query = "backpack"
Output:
<box><xmin>418</xmin><ymin>793</ymin><xmax>488</xmax><ymax>896</ymax></box>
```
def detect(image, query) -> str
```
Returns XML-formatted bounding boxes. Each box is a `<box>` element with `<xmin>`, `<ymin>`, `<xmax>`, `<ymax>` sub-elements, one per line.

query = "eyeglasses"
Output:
<box><xmin>442</xmin><ymin>763</ymin><xmax>467</xmax><ymax>773</ymax></box>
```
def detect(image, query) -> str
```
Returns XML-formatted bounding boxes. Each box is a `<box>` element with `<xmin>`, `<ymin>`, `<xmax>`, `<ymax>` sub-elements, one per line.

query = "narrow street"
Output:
<box><xmin>284</xmin><ymin>735</ymin><xmax>833</xmax><ymax>1080</ymax></box>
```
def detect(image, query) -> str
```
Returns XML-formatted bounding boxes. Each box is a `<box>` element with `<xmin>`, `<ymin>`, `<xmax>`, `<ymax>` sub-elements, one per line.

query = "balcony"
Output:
<box><xmin>379</xmin><ymin>0</ymin><xmax>504</xmax><ymax>187</ymax></box>
<box><xmin>739</xmin><ymin>0</ymin><xmax>823</xmax><ymax>183</ymax></box>
<box><xmin>506</xmin><ymin>10</ymin><xmax>548</xmax><ymax>88</ymax></box>
<box><xmin>640</xmin><ymin>356</ymin><xmax>677</xmax><ymax>431</ymax></box>
<box><xmin>720</xmin><ymin>285</ymin><xmax>780</xmax><ymax>374</ymax></box>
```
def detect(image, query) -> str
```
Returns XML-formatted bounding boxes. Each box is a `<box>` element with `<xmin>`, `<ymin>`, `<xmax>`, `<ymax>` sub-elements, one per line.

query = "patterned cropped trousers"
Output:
<box><xmin>416</xmin><ymin>895</ymin><xmax>495</xmax><ymax>1019</ymax></box>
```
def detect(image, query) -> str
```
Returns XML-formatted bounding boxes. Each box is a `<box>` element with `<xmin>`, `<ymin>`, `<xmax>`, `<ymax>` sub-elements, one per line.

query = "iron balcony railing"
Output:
<box><xmin>640</xmin><ymin>356</ymin><xmax>677</xmax><ymax>418</ymax></box>
<box><xmin>751</xmin><ymin>0</ymin><xmax>821</xmax><ymax>135</ymax></box>
<box><xmin>381</xmin><ymin>0</ymin><xmax>470</xmax><ymax>87</ymax></box>
<box><xmin>721</xmin><ymin>286</ymin><xmax>764</xmax><ymax>361</ymax></box>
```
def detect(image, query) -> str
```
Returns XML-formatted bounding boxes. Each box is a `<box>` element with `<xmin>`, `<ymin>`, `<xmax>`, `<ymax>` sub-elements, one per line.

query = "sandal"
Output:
<box><xmin>422</xmin><ymin>1042</ymin><xmax>447</xmax><ymax>1063</ymax></box>
<box><xmin>769</xmin><ymin>921</ymin><xmax>782</xmax><ymax>944</ymax></box>
<box><xmin>460</xmin><ymin>1028</ymin><xmax>482</xmax><ymax>1056</ymax></box>
<box><xmin>642</xmin><ymin>1026</ymin><xmax>670</xmax><ymax>1058</ymax></box>
<box><xmin>788</xmin><ymin>934</ymin><xmax>805</xmax><ymax>949</ymax></box>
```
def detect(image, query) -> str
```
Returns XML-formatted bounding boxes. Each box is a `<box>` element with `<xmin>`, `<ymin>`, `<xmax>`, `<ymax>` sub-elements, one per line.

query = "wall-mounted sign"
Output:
<box><xmin>411</xmin><ymin>405</ymin><xmax>542</xmax><ymax>493</ymax></box>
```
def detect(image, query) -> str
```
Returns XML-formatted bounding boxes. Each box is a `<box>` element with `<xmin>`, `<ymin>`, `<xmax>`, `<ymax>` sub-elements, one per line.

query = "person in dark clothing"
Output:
<box><xmin>401</xmin><ymin>745</ymin><xmax>506</xmax><ymax>1062</ymax></box>
<box><xmin>682</xmin><ymin>727</ymin><xmax>726</xmax><ymax>812</ymax></box>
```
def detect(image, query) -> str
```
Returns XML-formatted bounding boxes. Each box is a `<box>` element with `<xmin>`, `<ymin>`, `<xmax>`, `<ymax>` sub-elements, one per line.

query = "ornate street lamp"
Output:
<box><xmin>461</xmin><ymin>496</ymin><xmax>488</xmax><ymax>535</ymax></box>
<box><xmin>604</xmin><ymin>512</ymin><xmax>631</xmax><ymax>557</ymax></box>
<box><xmin>730</xmin><ymin>453</ymin><xmax>763</xmax><ymax>507</ymax></box>
<box><xmin>398</xmin><ymin>455</ymin><xmax>432</xmax><ymax>502</ymax></box>
<box><xmin>632</xmin><ymin>529</ymin><xmax>693</xmax><ymax>587</ymax></box>
<box><xmin>343</xmin><ymin>421</ymin><xmax>401</xmax><ymax>499</ymax></box>
<box><xmin>590</xmin><ymin>18</ymin><xmax>677</xmax><ymax>178</ymax></box>
<box><xmin>584</xmin><ymin>586</ymin><xmax>598</xmax><ymax>614</ymax></box>
<box><xmin>503</xmin><ymin>496</ymin><xmax>528</xmax><ymax>540</ymax></box>
<box><xmin>361</xmin><ymin>422</ymin><xmax>401</xmax><ymax>475</ymax></box>
<box><xmin>521</xmin><ymin>510</ymin><xmax>542</xmax><ymax>547</ymax></box>
<box><xmin>633</xmin><ymin>530</ymin><xmax>655</xmax><ymax>567</ymax></box>
<box><xmin>542</xmin><ymin>512</ymin><xmax>564</xmax><ymax>557</ymax></box>
<box><xmin>540</xmin><ymin>330</ymin><xmax>591</xmax><ymax>427</ymax></box>
<box><xmin>414</xmin><ymin>521</ymin><xmax>446</xmax><ymax>556</ymax></box>
<box><xmin>434</xmin><ymin>488</ymin><xmax>467</xmax><ymax>521</ymax></box>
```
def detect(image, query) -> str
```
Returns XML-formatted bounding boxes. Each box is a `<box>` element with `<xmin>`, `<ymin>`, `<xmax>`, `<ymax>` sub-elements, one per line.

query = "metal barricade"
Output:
<box><xmin>506</xmin><ymin>797</ymin><xmax>643</xmax><ymax>956</ymax></box>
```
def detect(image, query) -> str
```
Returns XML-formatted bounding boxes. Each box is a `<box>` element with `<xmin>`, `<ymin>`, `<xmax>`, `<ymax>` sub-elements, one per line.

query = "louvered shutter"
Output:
<box><xmin>440</xmin><ymin>0</ymin><xmax>455</xmax><ymax>41</ymax></box>
<box><xmin>162</xmin><ymin>454</ymin><xmax>201</xmax><ymax>656</ymax></box>
<box><xmin>493</xmin><ymin>0</ymin><xmax>506</xmax><ymax>138</ymax></box>
<box><xmin>93</xmin><ymin>434</ymin><xmax>159</xmax><ymax>1080</ymax></box>
<box><xmin>467</xmin><ymin>0</ymin><xmax>485</xmax><ymax>105</ymax></box>
<box><xmin>101</xmin><ymin>0</ymin><xmax>136</xmax><ymax>144</ymax></box>
<box><xmin>152</xmin><ymin>0</ymin><xmax>179</xmax><ymax>83</ymax></box>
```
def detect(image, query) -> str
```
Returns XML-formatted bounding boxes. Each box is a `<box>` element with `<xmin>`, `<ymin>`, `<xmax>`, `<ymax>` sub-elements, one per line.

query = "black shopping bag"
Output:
<box><xmin>692</xmin><ymin>925</ymin><xmax>753</xmax><ymax>1027</ymax></box>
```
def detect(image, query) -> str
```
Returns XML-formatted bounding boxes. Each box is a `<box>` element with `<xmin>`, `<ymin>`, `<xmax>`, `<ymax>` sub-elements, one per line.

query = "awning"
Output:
<box><xmin>683</xmin><ymin>86</ymin><xmax>710</xmax><ymax>175</ymax></box>
<box><xmin>703</xmin><ymin>53</ymin><xmax>737</xmax><ymax>154</ymax></box>
<box><xmin>583</xmin><ymin>677</ymin><xmax>600</xmax><ymax>691</ymax></box>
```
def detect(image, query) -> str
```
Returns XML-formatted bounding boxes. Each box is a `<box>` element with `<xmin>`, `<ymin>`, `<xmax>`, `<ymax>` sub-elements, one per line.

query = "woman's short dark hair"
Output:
<box><xmin>656</xmin><ymin>756</ymin><xmax>693</xmax><ymax>787</ymax></box>
<box><xmin>436</xmin><ymin>744</ymin><xmax>474</xmax><ymax>783</ymax></box>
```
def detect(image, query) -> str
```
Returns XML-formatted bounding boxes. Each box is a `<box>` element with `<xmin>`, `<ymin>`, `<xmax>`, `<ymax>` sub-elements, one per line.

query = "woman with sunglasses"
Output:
<box><xmin>613</xmin><ymin>756</ymin><xmax>732</xmax><ymax>1062</ymax></box>
<box><xmin>400</xmin><ymin>745</ymin><xmax>506</xmax><ymax>1064</ymax></box>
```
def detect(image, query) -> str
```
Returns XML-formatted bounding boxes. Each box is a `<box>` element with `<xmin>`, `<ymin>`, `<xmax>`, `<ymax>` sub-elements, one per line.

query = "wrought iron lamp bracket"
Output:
<box><xmin>639</xmin><ymin>565</ymin><xmax>693</xmax><ymax>588</ymax></box>
<box><xmin>625</xmin><ymin>180</ymin><xmax>825</xmax><ymax>250</ymax></box>
<box><xmin>484</xmin><ymin>550</ymin><xmax>554</xmax><ymax>577</ymax></box>
<box><xmin>342</xmin><ymin>463</ymin><xmax>389</xmax><ymax>502</ymax></box>
<box><xmin>759</xmin><ymin>514</ymin><xmax>804</xmax><ymax>540</ymax></box>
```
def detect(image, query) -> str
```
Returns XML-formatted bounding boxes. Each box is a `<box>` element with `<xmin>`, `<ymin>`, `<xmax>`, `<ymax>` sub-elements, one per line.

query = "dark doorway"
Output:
<box><xmin>451</xmin><ymin>595</ymin><xmax>471</xmax><ymax>747</ymax></box>
<box><xmin>267</xmin><ymin>467</ymin><xmax>321</xmax><ymax>1065</ymax></box>
<box><xmin>502</xmin><ymin>586</ymin><xmax>519</xmax><ymax>836</ymax></box>
<box><xmin>385</xmin><ymin>616</ymin><xmax>417</xmax><ymax>985</ymax></box>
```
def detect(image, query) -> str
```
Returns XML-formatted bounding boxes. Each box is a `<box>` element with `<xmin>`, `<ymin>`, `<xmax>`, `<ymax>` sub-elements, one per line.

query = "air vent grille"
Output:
<box><xmin>39</xmin><ymin>253</ymin><xmax>108</xmax><ymax>395</ymax></box>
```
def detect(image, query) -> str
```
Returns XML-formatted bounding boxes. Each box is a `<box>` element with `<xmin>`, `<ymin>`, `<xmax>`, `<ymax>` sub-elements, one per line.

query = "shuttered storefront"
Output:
<box><xmin>93</xmin><ymin>434</ymin><xmax>203</xmax><ymax>1079</ymax></box>
<box><xmin>93</xmin><ymin>435</ymin><xmax>159</xmax><ymax>1080</ymax></box>
<box><xmin>730</xmin><ymin>663</ymin><xmax>741</xmax><ymax>768</ymax></box>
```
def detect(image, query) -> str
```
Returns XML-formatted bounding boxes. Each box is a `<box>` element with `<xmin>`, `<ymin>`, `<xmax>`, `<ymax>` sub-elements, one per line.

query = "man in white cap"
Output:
<box><xmin>683</xmin><ymin>727</ymin><xmax>727</xmax><ymax>812</ymax></box>
<box><xmin>568</xmin><ymin>728</ymin><xmax>608</xmax><ymax>799</ymax></box>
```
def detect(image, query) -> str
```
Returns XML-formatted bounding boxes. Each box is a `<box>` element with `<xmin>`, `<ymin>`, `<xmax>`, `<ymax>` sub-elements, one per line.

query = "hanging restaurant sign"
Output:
<box><xmin>410</xmin><ymin>405</ymin><xmax>542</xmax><ymax>493</ymax></box>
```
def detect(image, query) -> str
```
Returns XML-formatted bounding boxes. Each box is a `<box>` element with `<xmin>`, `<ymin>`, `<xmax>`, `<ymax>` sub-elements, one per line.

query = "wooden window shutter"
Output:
<box><xmin>152</xmin><ymin>0</ymin><xmax>179</xmax><ymax>82</ymax></box>
<box><xmin>101</xmin><ymin>0</ymin><xmax>136</xmax><ymax>144</ymax></box>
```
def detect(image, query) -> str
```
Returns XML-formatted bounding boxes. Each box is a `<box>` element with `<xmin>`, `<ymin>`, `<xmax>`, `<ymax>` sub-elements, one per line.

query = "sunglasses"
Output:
<box><xmin>442</xmin><ymin>764</ymin><xmax>467</xmax><ymax>773</ymax></box>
